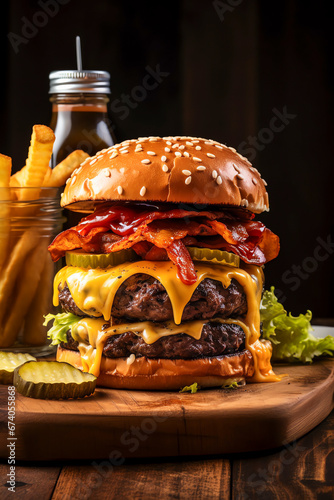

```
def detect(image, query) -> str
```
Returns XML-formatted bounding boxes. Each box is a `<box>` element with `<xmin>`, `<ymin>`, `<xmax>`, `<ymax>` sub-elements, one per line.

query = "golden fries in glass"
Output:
<box><xmin>0</xmin><ymin>124</ymin><xmax>88</xmax><ymax>353</ymax></box>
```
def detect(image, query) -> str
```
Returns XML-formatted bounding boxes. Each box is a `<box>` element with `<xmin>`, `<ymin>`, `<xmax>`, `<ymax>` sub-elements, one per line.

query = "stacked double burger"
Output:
<box><xmin>47</xmin><ymin>136</ymin><xmax>280</xmax><ymax>390</ymax></box>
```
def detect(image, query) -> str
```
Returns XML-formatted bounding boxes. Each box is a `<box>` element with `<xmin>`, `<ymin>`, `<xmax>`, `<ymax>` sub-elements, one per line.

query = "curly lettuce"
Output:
<box><xmin>43</xmin><ymin>313</ymin><xmax>81</xmax><ymax>345</ymax></box>
<box><xmin>260</xmin><ymin>287</ymin><xmax>334</xmax><ymax>363</ymax></box>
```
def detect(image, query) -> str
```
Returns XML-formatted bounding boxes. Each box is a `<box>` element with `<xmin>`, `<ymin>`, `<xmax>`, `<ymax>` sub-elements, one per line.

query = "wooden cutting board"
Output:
<box><xmin>1</xmin><ymin>360</ymin><xmax>333</xmax><ymax>460</ymax></box>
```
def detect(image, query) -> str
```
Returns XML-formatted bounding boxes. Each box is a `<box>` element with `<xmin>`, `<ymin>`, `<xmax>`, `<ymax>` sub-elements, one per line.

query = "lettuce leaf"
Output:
<box><xmin>179</xmin><ymin>382</ymin><xmax>198</xmax><ymax>393</ymax></box>
<box><xmin>43</xmin><ymin>312</ymin><xmax>81</xmax><ymax>345</ymax></box>
<box><xmin>260</xmin><ymin>287</ymin><xmax>334</xmax><ymax>363</ymax></box>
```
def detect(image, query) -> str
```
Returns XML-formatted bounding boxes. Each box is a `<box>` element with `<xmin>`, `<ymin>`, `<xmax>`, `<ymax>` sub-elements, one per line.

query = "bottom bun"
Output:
<box><xmin>57</xmin><ymin>347</ymin><xmax>254</xmax><ymax>390</ymax></box>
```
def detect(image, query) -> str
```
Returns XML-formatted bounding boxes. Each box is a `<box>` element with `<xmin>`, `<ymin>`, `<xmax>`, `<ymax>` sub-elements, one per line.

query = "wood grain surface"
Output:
<box><xmin>0</xmin><ymin>360</ymin><xmax>333</xmax><ymax>461</ymax></box>
<box><xmin>0</xmin><ymin>411</ymin><xmax>333</xmax><ymax>499</ymax></box>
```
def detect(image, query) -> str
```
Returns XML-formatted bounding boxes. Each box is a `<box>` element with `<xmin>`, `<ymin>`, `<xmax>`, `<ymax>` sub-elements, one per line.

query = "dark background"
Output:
<box><xmin>0</xmin><ymin>0</ymin><xmax>333</xmax><ymax>318</ymax></box>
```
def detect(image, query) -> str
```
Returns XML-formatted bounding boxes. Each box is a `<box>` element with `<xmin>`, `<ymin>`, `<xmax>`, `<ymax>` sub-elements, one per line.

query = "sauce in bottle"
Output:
<box><xmin>49</xmin><ymin>70</ymin><xmax>116</xmax><ymax>167</ymax></box>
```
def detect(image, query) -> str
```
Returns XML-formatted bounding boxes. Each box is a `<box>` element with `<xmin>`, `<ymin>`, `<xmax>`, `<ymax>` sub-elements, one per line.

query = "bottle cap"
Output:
<box><xmin>49</xmin><ymin>70</ymin><xmax>111</xmax><ymax>94</ymax></box>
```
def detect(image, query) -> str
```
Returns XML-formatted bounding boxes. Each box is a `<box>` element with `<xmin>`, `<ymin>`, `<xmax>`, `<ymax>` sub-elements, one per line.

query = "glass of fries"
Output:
<box><xmin>0</xmin><ymin>124</ymin><xmax>88</xmax><ymax>355</ymax></box>
<box><xmin>0</xmin><ymin>187</ymin><xmax>65</xmax><ymax>354</ymax></box>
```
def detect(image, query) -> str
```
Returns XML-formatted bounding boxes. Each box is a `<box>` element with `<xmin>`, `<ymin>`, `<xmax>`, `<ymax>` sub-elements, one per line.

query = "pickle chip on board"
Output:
<box><xmin>0</xmin><ymin>352</ymin><xmax>36</xmax><ymax>384</ymax></box>
<box><xmin>13</xmin><ymin>361</ymin><xmax>97</xmax><ymax>399</ymax></box>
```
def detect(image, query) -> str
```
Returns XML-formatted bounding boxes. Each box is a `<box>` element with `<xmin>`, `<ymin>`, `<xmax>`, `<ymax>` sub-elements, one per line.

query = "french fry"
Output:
<box><xmin>0</xmin><ymin>154</ymin><xmax>12</xmax><ymax>272</ymax></box>
<box><xmin>43</xmin><ymin>150</ymin><xmax>89</xmax><ymax>187</ymax></box>
<box><xmin>0</xmin><ymin>230</ymin><xmax>39</xmax><ymax>333</ymax></box>
<box><xmin>23</xmin><ymin>248</ymin><xmax>54</xmax><ymax>345</ymax></box>
<box><xmin>19</xmin><ymin>125</ymin><xmax>55</xmax><ymax>200</ymax></box>
<box><xmin>0</xmin><ymin>239</ymin><xmax>46</xmax><ymax>347</ymax></box>
<box><xmin>0</xmin><ymin>153</ymin><xmax>11</xmax><ymax>188</ymax></box>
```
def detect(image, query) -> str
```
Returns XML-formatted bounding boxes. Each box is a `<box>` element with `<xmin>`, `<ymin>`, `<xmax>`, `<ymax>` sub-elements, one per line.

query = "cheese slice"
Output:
<box><xmin>54</xmin><ymin>260</ymin><xmax>279</xmax><ymax>382</ymax></box>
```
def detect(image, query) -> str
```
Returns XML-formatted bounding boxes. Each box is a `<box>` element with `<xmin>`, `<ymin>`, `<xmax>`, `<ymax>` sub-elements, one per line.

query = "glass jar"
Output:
<box><xmin>49</xmin><ymin>70</ymin><xmax>116</xmax><ymax>167</ymax></box>
<box><xmin>0</xmin><ymin>187</ymin><xmax>65</xmax><ymax>356</ymax></box>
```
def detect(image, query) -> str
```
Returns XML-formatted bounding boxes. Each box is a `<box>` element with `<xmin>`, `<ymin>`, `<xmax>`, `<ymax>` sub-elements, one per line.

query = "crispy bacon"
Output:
<box><xmin>48</xmin><ymin>202</ymin><xmax>280</xmax><ymax>285</ymax></box>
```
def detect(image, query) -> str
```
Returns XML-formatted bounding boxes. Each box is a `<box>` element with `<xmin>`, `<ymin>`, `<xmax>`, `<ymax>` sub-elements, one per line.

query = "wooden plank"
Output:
<box><xmin>0</xmin><ymin>361</ymin><xmax>333</xmax><ymax>460</ymax></box>
<box><xmin>232</xmin><ymin>410</ymin><xmax>334</xmax><ymax>499</ymax></box>
<box><xmin>0</xmin><ymin>463</ymin><xmax>60</xmax><ymax>500</ymax></box>
<box><xmin>52</xmin><ymin>458</ymin><xmax>230</xmax><ymax>500</ymax></box>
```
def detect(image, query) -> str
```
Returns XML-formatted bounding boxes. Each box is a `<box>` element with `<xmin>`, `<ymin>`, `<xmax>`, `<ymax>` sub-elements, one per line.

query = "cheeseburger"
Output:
<box><xmin>47</xmin><ymin>136</ymin><xmax>280</xmax><ymax>390</ymax></box>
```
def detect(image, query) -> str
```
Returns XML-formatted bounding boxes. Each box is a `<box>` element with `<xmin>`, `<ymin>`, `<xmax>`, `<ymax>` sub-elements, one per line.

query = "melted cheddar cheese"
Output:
<box><xmin>54</xmin><ymin>261</ymin><xmax>280</xmax><ymax>382</ymax></box>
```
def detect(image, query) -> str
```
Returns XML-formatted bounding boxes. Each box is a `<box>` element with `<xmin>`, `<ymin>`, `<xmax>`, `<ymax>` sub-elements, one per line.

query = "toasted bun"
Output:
<box><xmin>57</xmin><ymin>346</ymin><xmax>254</xmax><ymax>390</ymax></box>
<box><xmin>61</xmin><ymin>136</ymin><xmax>269</xmax><ymax>214</ymax></box>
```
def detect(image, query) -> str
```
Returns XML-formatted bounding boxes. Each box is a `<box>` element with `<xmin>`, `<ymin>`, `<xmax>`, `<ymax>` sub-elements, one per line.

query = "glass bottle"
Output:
<box><xmin>49</xmin><ymin>70</ymin><xmax>116</xmax><ymax>167</ymax></box>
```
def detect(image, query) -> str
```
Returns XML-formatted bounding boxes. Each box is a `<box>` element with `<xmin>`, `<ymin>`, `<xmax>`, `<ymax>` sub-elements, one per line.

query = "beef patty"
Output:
<box><xmin>59</xmin><ymin>274</ymin><xmax>247</xmax><ymax>323</ymax></box>
<box><xmin>61</xmin><ymin>322</ymin><xmax>245</xmax><ymax>359</ymax></box>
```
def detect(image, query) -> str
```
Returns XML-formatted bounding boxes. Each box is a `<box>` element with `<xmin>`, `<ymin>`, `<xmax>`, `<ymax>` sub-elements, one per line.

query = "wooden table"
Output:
<box><xmin>0</xmin><ymin>407</ymin><xmax>333</xmax><ymax>499</ymax></box>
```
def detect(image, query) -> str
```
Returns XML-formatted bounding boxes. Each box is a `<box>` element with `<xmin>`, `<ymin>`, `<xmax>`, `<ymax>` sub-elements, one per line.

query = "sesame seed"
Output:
<box><xmin>162</xmin><ymin>164</ymin><xmax>169</xmax><ymax>172</ymax></box>
<box><xmin>205</xmin><ymin>141</ymin><xmax>211</xmax><ymax>145</ymax></box>
<box><xmin>166</xmin><ymin>141</ymin><xmax>172</xmax><ymax>146</ymax></box>
<box><xmin>241</xmin><ymin>199</ymin><xmax>249</xmax><ymax>207</ymax></box>
<box><xmin>165</xmin><ymin>147</ymin><xmax>171</xmax><ymax>152</ymax></box>
<box><xmin>263</xmin><ymin>179</ymin><xmax>268</xmax><ymax>186</ymax></box>
<box><xmin>192</xmin><ymin>140</ymin><xmax>199</xmax><ymax>143</ymax></box>
<box><xmin>216</xmin><ymin>175</ymin><xmax>222</xmax><ymax>185</ymax></box>
<box><xmin>183</xmin><ymin>151</ymin><xmax>190</xmax><ymax>157</ymax></box>
<box><xmin>207</xmin><ymin>153</ymin><xmax>215</xmax><ymax>158</ymax></box>
<box><xmin>195</xmin><ymin>146</ymin><xmax>201</xmax><ymax>150</ymax></box>
<box><xmin>185</xmin><ymin>176</ymin><xmax>192</xmax><ymax>185</ymax></box>
<box><xmin>149</xmin><ymin>138</ymin><xmax>159</xmax><ymax>142</ymax></box>
<box><xmin>141</xmin><ymin>159</ymin><xmax>151</xmax><ymax>164</ymax></box>
<box><xmin>161</xmin><ymin>155</ymin><xmax>167</xmax><ymax>162</ymax></box>
<box><xmin>186</xmin><ymin>141</ymin><xmax>193</xmax><ymax>146</ymax></box>
<box><xmin>232</xmin><ymin>163</ymin><xmax>240</xmax><ymax>173</ymax></box>
<box><xmin>229</xmin><ymin>147</ymin><xmax>237</xmax><ymax>153</ymax></box>
<box><xmin>96</xmin><ymin>155</ymin><xmax>104</xmax><ymax>159</ymax></box>
<box><xmin>237</xmin><ymin>174</ymin><xmax>244</xmax><ymax>180</ymax></box>
<box><xmin>212</xmin><ymin>170</ymin><xmax>218</xmax><ymax>179</ymax></box>
<box><xmin>172</xmin><ymin>143</ymin><xmax>179</xmax><ymax>149</ymax></box>
<box><xmin>120</xmin><ymin>167</ymin><xmax>125</xmax><ymax>174</ymax></box>
<box><xmin>117</xmin><ymin>186</ymin><xmax>123</xmax><ymax>195</ymax></box>
<box><xmin>252</xmin><ymin>178</ymin><xmax>257</xmax><ymax>185</ymax></box>
<box><xmin>179</xmin><ymin>145</ymin><xmax>185</xmax><ymax>150</ymax></box>
<box><xmin>193</xmin><ymin>157</ymin><xmax>201</xmax><ymax>162</ymax></box>
<box><xmin>197</xmin><ymin>166</ymin><xmax>206</xmax><ymax>171</ymax></box>
<box><xmin>175</xmin><ymin>151</ymin><xmax>182</xmax><ymax>157</ymax></box>
<box><xmin>215</xmin><ymin>145</ymin><xmax>223</xmax><ymax>150</ymax></box>
<box><xmin>120</xmin><ymin>150</ymin><xmax>129</xmax><ymax>154</ymax></box>
<box><xmin>71</xmin><ymin>175</ymin><xmax>76</xmax><ymax>185</ymax></box>
<box><xmin>104</xmin><ymin>169</ymin><xmax>111</xmax><ymax>177</ymax></box>
<box><xmin>147</xmin><ymin>151</ymin><xmax>156</xmax><ymax>156</ymax></box>
<box><xmin>182</xmin><ymin>169</ymin><xmax>191</xmax><ymax>176</ymax></box>
<box><xmin>140</xmin><ymin>186</ymin><xmax>146</xmax><ymax>196</ymax></box>
<box><xmin>90</xmin><ymin>158</ymin><xmax>97</xmax><ymax>165</ymax></box>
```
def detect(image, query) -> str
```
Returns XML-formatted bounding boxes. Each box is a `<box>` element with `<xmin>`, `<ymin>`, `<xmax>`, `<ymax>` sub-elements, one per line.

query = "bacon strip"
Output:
<box><xmin>48</xmin><ymin>203</ymin><xmax>280</xmax><ymax>285</ymax></box>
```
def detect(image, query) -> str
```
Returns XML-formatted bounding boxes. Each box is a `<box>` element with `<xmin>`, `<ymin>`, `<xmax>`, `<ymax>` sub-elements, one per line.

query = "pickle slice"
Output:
<box><xmin>0</xmin><ymin>352</ymin><xmax>36</xmax><ymax>384</ymax></box>
<box><xmin>13</xmin><ymin>361</ymin><xmax>96</xmax><ymax>399</ymax></box>
<box><xmin>186</xmin><ymin>247</ymin><xmax>240</xmax><ymax>267</ymax></box>
<box><xmin>65</xmin><ymin>249</ymin><xmax>138</xmax><ymax>268</ymax></box>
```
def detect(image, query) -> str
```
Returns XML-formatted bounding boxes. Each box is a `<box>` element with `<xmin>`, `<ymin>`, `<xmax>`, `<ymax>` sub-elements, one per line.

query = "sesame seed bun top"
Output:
<box><xmin>61</xmin><ymin>136</ymin><xmax>269</xmax><ymax>214</ymax></box>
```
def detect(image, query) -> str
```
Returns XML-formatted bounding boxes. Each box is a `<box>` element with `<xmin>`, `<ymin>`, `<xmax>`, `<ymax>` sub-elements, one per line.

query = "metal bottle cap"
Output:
<box><xmin>49</xmin><ymin>70</ymin><xmax>111</xmax><ymax>94</ymax></box>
